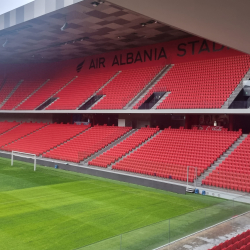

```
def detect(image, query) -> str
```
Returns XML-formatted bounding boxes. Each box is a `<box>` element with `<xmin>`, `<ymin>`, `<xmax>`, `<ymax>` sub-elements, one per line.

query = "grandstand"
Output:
<box><xmin>0</xmin><ymin>0</ymin><xmax>250</xmax><ymax>250</ymax></box>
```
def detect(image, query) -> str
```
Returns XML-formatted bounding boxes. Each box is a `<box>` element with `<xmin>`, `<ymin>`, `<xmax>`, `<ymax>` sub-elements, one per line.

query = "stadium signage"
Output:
<box><xmin>74</xmin><ymin>36</ymin><xmax>243</xmax><ymax>73</ymax></box>
<box><xmin>177</xmin><ymin>39</ymin><xmax>228</xmax><ymax>57</ymax></box>
<box><xmin>88</xmin><ymin>47</ymin><xmax>167</xmax><ymax>69</ymax></box>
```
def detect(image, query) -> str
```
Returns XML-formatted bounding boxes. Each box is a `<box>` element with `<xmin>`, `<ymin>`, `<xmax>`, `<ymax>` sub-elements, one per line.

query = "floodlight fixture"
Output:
<box><xmin>91</xmin><ymin>1</ymin><xmax>99</xmax><ymax>7</ymax></box>
<box><xmin>2</xmin><ymin>39</ymin><xmax>8</xmax><ymax>47</ymax></box>
<box><xmin>61</xmin><ymin>22</ymin><xmax>68</xmax><ymax>31</ymax></box>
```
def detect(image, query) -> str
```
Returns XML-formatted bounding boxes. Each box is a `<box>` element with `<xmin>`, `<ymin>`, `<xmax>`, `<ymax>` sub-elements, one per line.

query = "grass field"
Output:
<box><xmin>0</xmin><ymin>157</ymin><xmax>241</xmax><ymax>250</ymax></box>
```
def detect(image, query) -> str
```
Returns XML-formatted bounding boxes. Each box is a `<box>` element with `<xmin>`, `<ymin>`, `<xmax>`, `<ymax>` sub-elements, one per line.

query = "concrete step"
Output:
<box><xmin>82</xmin><ymin>129</ymin><xmax>137</xmax><ymax>164</ymax></box>
<box><xmin>77</xmin><ymin>71</ymin><xmax>121</xmax><ymax>110</ymax></box>
<box><xmin>123</xmin><ymin>65</ymin><xmax>173</xmax><ymax>109</ymax></box>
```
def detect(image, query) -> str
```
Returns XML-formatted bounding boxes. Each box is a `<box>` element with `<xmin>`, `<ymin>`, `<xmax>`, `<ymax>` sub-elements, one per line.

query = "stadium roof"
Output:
<box><xmin>108</xmin><ymin>0</ymin><xmax>250</xmax><ymax>55</ymax></box>
<box><xmin>0</xmin><ymin>0</ymin><xmax>189</xmax><ymax>63</ymax></box>
<box><xmin>1</xmin><ymin>0</ymin><xmax>249</xmax><ymax>64</ymax></box>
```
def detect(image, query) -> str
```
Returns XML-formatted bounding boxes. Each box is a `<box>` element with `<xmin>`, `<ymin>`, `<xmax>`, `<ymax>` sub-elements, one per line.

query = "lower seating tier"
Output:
<box><xmin>112</xmin><ymin>128</ymin><xmax>241</xmax><ymax>182</ymax></box>
<box><xmin>0</xmin><ymin>122</ymin><xmax>248</xmax><ymax>189</ymax></box>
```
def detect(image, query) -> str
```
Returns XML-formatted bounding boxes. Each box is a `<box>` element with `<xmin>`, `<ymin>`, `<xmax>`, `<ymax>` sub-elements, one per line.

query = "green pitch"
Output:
<box><xmin>0</xmin><ymin>157</ymin><xmax>224</xmax><ymax>250</ymax></box>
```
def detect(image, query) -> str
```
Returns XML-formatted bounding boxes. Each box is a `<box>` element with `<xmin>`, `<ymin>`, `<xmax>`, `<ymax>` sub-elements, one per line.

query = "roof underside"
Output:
<box><xmin>0</xmin><ymin>0</ymin><xmax>190</xmax><ymax>64</ymax></box>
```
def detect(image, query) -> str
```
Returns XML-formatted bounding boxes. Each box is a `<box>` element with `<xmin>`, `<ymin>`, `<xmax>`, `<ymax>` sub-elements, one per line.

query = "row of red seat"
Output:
<box><xmin>112</xmin><ymin>128</ymin><xmax>241</xmax><ymax>182</ymax></box>
<box><xmin>0</xmin><ymin>79</ymin><xmax>20</xmax><ymax>105</ymax></box>
<box><xmin>89</xmin><ymin>127</ymin><xmax>159</xmax><ymax>167</ymax></box>
<box><xmin>0</xmin><ymin>65</ymin><xmax>162</xmax><ymax>111</ymax></box>
<box><xmin>16</xmin><ymin>65</ymin><xmax>75</xmax><ymax>110</ymax></box>
<box><xmin>46</xmin><ymin>71</ymin><xmax>116</xmax><ymax>110</ymax></box>
<box><xmin>0</xmin><ymin>55</ymin><xmax>249</xmax><ymax>110</ymax></box>
<box><xmin>1</xmin><ymin>120</ymin><xmax>249</xmax><ymax>189</ymax></box>
<box><xmin>203</xmin><ymin>134</ymin><xmax>250</xmax><ymax>192</ymax></box>
<box><xmin>134</xmin><ymin>55</ymin><xmax>250</xmax><ymax>109</ymax></box>
<box><xmin>0</xmin><ymin>121</ymin><xmax>19</xmax><ymax>135</ymax></box>
<box><xmin>0</xmin><ymin>122</ymin><xmax>46</xmax><ymax>147</ymax></box>
<box><xmin>43</xmin><ymin>125</ymin><xmax>131</xmax><ymax>162</ymax></box>
<box><xmin>1</xmin><ymin>76</ymin><xmax>47</xmax><ymax>110</ymax></box>
<box><xmin>92</xmin><ymin>66</ymin><xmax>163</xmax><ymax>110</ymax></box>
<box><xmin>3</xmin><ymin>123</ymin><xmax>90</xmax><ymax>155</ymax></box>
<box><xmin>209</xmin><ymin>229</ymin><xmax>250</xmax><ymax>250</ymax></box>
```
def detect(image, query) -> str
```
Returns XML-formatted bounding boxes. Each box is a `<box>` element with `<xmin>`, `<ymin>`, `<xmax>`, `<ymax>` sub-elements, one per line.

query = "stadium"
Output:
<box><xmin>0</xmin><ymin>0</ymin><xmax>250</xmax><ymax>249</ymax></box>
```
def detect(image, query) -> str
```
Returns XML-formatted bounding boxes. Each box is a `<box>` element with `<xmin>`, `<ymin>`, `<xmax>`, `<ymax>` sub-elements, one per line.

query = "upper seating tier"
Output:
<box><xmin>134</xmin><ymin>55</ymin><xmax>250</xmax><ymax>109</ymax></box>
<box><xmin>1</xmin><ymin>55</ymin><xmax>250</xmax><ymax>110</ymax></box>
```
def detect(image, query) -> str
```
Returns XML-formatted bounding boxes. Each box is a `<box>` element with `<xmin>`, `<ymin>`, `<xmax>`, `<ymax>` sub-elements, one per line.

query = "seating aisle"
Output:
<box><xmin>16</xmin><ymin>68</ymin><xmax>75</xmax><ymax>110</ymax></box>
<box><xmin>89</xmin><ymin>127</ymin><xmax>159</xmax><ymax>168</ymax></box>
<box><xmin>1</xmin><ymin>76</ymin><xmax>47</xmax><ymax>110</ymax></box>
<box><xmin>91</xmin><ymin>66</ymin><xmax>163</xmax><ymax>109</ymax></box>
<box><xmin>46</xmin><ymin>71</ymin><xmax>116</xmax><ymax>110</ymax></box>
<box><xmin>0</xmin><ymin>78</ymin><xmax>21</xmax><ymax>106</ymax></box>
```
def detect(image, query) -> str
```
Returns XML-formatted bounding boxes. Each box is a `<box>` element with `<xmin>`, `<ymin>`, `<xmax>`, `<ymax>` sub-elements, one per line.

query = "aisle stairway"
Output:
<box><xmin>124</xmin><ymin>65</ymin><xmax>172</xmax><ymax>109</ymax></box>
<box><xmin>82</xmin><ymin>129</ymin><xmax>136</xmax><ymax>163</ymax></box>
<box><xmin>196</xmin><ymin>134</ymin><xmax>248</xmax><ymax>186</ymax></box>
